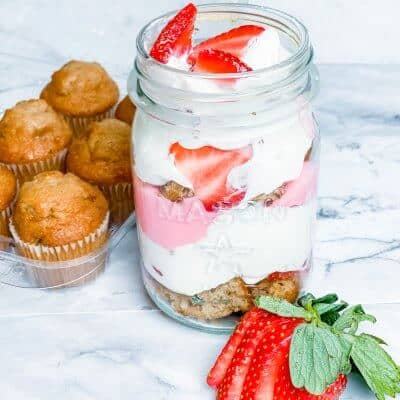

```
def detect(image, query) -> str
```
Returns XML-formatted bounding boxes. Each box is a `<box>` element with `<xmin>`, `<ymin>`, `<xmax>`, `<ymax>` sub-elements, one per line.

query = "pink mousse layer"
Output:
<box><xmin>134</xmin><ymin>162</ymin><xmax>317</xmax><ymax>250</ymax></box>
<box><xmin>134</xmin><ymin>174</ymin><xmax>217</xmax><ymax>249</ymax></box>
<box><xmin>274</xmin><ymin>161</ymin><xmax>318</xmax><ymax>207</ymax></box>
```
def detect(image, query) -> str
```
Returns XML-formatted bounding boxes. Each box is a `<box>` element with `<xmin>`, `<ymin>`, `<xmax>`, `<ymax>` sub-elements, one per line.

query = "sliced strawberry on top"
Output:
<box><xmin>150</xmin><ymin>3</ymin><xmax>197</xmax><ymax>64</ymax></box>
<box><xmin>191</xmin><ymin>49</ymin><xmax>252</xmax><ymax>74</ymax></box>
<box><xmin>189</xmin><ymin>25</ymin><xmax>265</xmax><ymax>64</ymax></box>
<box><xmin>274</xmin><ymin>353</ymin><xmax>347</xmax><ymax>400</ymax></box>
<box><xmin>207</xmin><ymin>308</ymin><xmax>266</xmax><ymax>388</ymax></box>
<box><xmin>170</xmin><ymin>143</ymin><xmax>252</xmax><ymax>211</ymax></box>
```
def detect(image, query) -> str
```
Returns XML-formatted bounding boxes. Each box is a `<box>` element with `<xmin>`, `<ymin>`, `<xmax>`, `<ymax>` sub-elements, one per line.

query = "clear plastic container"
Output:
<box><xmin>129</xmin><ymin>4</ymin><xmax>319</xmax><ymax>332</ymax></box>
<box><xmin>0</xmin><ymin>214</ymin><xmax>135</xmax><ymax>288</ymax></box>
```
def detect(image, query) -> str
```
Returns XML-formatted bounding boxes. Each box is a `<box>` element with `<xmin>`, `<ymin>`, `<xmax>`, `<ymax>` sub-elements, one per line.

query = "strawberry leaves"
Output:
<box><xmin>351</xmin><ymin>334</ymin><xmax>400</xmax><ymax>400</ymax></box>
<box><xmin>255</xmin><ymin>296</ymin><xmax>311</xmax><ymax>320</ymax></box>
<box><xmin>290</xmin><ymin>324</ymin><xmax>346</xmax><ymax>395</ymax></box>
<box><xmin>256</xmin><ymin>293</ymin><xmax>400</xmax><ymax>400</ymax></box>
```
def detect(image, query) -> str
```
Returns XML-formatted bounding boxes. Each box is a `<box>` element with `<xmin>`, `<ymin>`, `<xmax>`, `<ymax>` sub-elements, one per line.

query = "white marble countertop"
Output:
<box><xmin>1</xmin><ymin>1</ymin><xmax>400</xmax><ymax>398</ymax></box>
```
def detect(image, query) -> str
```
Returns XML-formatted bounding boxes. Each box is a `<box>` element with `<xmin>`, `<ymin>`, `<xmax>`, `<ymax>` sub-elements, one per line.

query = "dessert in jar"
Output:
<box><xmin>129</xmin><ymin>3</ymin><xmax>320</xmax><ymax>331</ymax></box>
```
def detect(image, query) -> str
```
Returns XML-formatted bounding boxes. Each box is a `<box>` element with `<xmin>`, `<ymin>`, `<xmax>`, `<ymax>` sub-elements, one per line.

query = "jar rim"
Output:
<box><xmin>136</xmin><ymin>3</ymin><xmax>312</xmax><ymax>80</ymax></box>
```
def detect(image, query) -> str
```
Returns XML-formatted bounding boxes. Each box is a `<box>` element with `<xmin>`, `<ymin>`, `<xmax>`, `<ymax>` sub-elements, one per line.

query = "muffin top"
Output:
<box><xmin>12</xmin><ymin>171</ymin><xmax>109</xmax><ymax>246</ymax></box>
<box><xmin>0</xmin><ymin>166</ymin><xmax>17</xmax><ymax>211</ymax></box>
<box><xmin>0</xmin><ymin>99</ymin><xmax>72</xmax><ymax>164</ymax></box>
<box><xmin>40</xmin><ymin>60</ymin><xmax>119</xmax><ymax>117</ymax></box>
<box><xmin>115</xmin><ymin>95</ymin><xmax>136</xmax><ymax>125</ymax></box>
<box><xmin>67</xmin><ymin>118</ymin><xmax>132</xmax><ymax>185</ymax></box>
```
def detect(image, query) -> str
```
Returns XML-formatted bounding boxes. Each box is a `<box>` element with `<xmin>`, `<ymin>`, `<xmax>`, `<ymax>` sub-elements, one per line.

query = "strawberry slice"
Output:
<box><xmin>189</xmin><ymin>25</ymin><xmax>265</xmax><ymax>64</ymax></box>
<box><xmin>267</xmin><ymin>271</ymin><xmax>300</xmax><ymax>283</ymax></box>
<box><xmin>216</xmin><ymin>312</ymin><xmax>287</xmax><ymax>400</ymax></box>
<box><xmin>150</xmin><ymin>3</ymin><xmax>197</xmax><ymax>64</ymax></box>
<box><xmin>274</xmin><ymin>353</ymin><xmax>347</xmax><ymax>400</ymax></box>
<box><xmin>191</xmin><ymin>49</ymin><xmax>252</xmax><ymax>73</ymax></box>
<box><xmin>241</xmin><ymin>321</ymin><xmax>301</xmax><ymax>400</ymax></box>
<box><xmin>207</xmin><ymin>308</ymin><xmax>266</xmax><ymax>388</ymax></box>
<box><xmin>170</xmin><ymin>143</ymin><xmax>252</xmax><ymax>211</ymax></box>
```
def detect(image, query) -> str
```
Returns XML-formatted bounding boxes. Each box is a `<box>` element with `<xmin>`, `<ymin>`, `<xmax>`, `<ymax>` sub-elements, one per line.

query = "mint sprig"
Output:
<box><xmin>256</xmin><ymin>293</ymin><xmax>400</xmax><ymax>399</ymax></box>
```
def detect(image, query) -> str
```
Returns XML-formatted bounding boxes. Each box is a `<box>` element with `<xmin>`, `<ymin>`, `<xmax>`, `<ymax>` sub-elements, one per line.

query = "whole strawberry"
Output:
<box><xmin>208</xmin><ymin>293</ymin><xmax>400</xmax><ymax>400</ymax></box>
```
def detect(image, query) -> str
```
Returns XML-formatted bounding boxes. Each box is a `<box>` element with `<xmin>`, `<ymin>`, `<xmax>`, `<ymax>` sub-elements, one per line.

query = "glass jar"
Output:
<box><xmin>128</xmin><ymin>3</ymin><xmax>319</xmax><ymax>333</ymax></box>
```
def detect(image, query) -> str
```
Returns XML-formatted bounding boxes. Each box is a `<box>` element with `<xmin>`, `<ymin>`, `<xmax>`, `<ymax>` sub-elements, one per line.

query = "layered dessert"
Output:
<box><xmin>133</xmin><ymin>4</ymin><xmax>318</xmax><ymax>320</ymax></box>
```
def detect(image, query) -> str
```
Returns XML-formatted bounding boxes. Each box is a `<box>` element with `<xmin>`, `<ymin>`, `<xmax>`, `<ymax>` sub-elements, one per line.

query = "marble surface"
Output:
<box><xmin>1</xmin><ymin>65</ymin><xmax>399</xmax><ymax>399</ymax></box>
<box><xmin>1</xmin><ymin>1</ymin><xmax>400</xmax><ymax>398</ymax></box>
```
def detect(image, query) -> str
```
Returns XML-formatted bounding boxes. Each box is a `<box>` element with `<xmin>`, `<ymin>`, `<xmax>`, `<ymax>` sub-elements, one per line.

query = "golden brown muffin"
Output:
<box><xmin>0</xmin><ymin>165</ymin><xmax>17</xmax><ymax>212</ymax></box>
<box><xmin>115</xmin><ymin>95</ymin><xmax>136</xmax><ymax>125</ymax></box>
<box><xmin>0</xmin><ymin>100</ymin><xmax>72</xmax><ymax>181</ymax></box>
<box><xmin>41</xmin><ymin>60</ymin><xmax>119</xmax><ymax>117</ymax></box>
<box><xmin>12</xmin><ymin>171</ymin><xmax>108</xmax><ymax>247</ymax></box>
<box><xmin>67</xmin><ymin>119</ymin><xmax>131</xmax><ymax>185</ymax></box>
<box><xmin>67</xmin><ymin>119</ymin><xmax>134</xmax><ymax>223</ymax></box>
<box><xmin>0</xmin><ymin>166</ymin><xmax>17</xmax><ymax>240</ymax></box>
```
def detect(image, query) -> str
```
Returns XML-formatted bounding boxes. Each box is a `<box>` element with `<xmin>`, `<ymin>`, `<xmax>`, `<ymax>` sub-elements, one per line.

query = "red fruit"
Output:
<box><xmin>189</xmin><ymin>25</ymin><xmax>265</xmax><ymax>64</ymax></box>
<box><xmin>170</xmin><ymin>143</ymin><xmax>252</xmax><ymax>211</ymax></box>
<box><xmin>241</xmin><ymin>322</ymin><xmax>300</xmax><ymax>400</ymax></box>
<box><xmin>150</xmin><ymin>3</ymin><xmax>197</xmax><ymax>63</ymax></box>
<box><xmin>208</xmin><ymin>308</ymin><xmax>266</xmax><ymax>388</ymax></box>
<box><xmin>191</xmin><ymin>49</ymin><xmax>252</xmax><ymax>74</ymax></box>
<box><xmin>273</xmin><ymin>353</ymin><xmax>347</xmax><ymax>400</ymax></box>
<box><xmin>216</xmin><ymin>312</ymin><xmax>289</xmax><ymax>400</ymax></box>
<box><xmin>268</xmin><ymin>271</ymin><xmax>300</xmax><ymax>283</ymax></box>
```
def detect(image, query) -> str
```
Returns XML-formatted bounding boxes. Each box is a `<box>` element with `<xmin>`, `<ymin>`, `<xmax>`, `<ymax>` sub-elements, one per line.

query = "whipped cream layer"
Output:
<box><xmin>133</xmin><ymin>107</ymin><xmax>315</xmax><ymax>201</ymax></box>
<box><xmin>138</xmin><ymin>199</ymin><xmax>315</xmax><ymax>296</ymax></box>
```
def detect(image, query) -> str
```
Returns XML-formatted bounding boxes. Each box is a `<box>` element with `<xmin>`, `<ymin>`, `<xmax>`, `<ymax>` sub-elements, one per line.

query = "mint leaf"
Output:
<box><xmin>256</xmin><ymin>296</ymin><xmax>312</xmax><ymax>320</ymax></box>
<box><xmin>314</xmin><ymin>301</ymin><xmax>348</xmax><ymax>316</ymax></box>
<box><xmin>313</xmin><ymin>293</ymin><xmax>339</xmax><ymax>305</ymax></box>
<box><xmin>333</xmin><ymin>305</ymin><xmax>376</xmax><ymax>333</ymax></box>
<box><xmin>351</xmin><ymin>334</ymin><xmax>400</xmax><ymax>400</ymax></box>
<box><xmin>289</xmin><ymin>324</ymin><xmax>345</xmax><ymax>395</ymax></box>
<box><xmin>298</xmin><ymin>293</ymin><xmax>316</xmax><ymax>307</ymax></box>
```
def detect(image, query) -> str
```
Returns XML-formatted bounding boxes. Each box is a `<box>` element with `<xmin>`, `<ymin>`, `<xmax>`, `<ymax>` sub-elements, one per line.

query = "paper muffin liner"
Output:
<box><xmin>63</xmin><ymin>108</ymin><xmax>115</xmax><ymax>137</ymax></box>
<box><xmin>99</xmin><ymin>182</ymin><xmax>134</xmax><ymax>225</ymax></box>
<box><xmin>0</xmin><ymin>148</ymin><xmax>68</xmax><ymax>184</ymax></box>
<box><xmin>9</xmin><ymin>212</ymin><xmax>110</xmax><ymax>288</ymax></box>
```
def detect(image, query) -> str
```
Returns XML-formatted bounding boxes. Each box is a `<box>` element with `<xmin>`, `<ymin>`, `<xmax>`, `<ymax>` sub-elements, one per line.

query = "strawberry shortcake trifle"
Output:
<box><xmin>130</xmin><ymin>3</ymin><xmax>319</xmax><ymax>329</ymax></box>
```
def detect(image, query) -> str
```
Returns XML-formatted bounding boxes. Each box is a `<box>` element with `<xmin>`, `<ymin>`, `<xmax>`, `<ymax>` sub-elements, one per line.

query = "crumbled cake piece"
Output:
<box><xmin>160</xmin><ymin>277</ymin><xmax>253</xmax><ymax>320</ymax></box>
<box><xmin>304</xmin><ymin>146</ymin><xmax>312</xmax><ymax>161</ymax></box>
<box><xmin>249</xmin><ymin>278</ymin><xmax>299</xmax><ymax>304</ymax></box>
<box><xmin>251</xmin><ymin>184</ymin><xmax>287</xmax><ymax>206</ymax></box>
<box><xmin>160</xmin><ymin>181</ymin><xmax>194</xmax><ymax>202</ymax></box>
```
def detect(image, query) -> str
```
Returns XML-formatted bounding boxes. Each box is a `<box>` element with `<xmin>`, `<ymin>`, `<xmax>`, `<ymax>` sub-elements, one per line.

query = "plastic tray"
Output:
<box><xmin>0</xmin><ymin>213</ymin><xmax>135</xmax><ymax>289</ymax></box>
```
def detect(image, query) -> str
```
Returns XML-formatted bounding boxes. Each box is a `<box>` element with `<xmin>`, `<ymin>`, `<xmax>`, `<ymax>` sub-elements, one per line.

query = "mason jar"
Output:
<box><xmin>128</xmin><ymin>3</ymin><xmax>319</xmax><ymax>333</ymax></box>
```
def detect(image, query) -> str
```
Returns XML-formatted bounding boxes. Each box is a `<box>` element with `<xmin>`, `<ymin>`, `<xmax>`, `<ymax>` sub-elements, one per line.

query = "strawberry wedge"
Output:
<box><xmin>170</xmin><ymin>143</ymin><xmax>252</xmax><ymax>211</ymax></box>
<box><xmin>216</xmin><ymin>313</ymin><xmax>287</xmax><ymax>400</ymax></box>
<box><xmin>191</xmin><ymin>49</ymin><xmax>252</xmax><ymax>73</ymax></box>
<box><xmin>207</xmin><ymin>308</ymin><xmax>266</xmax><ymax>388</ymax></box>
<box><xmin>150</xmin><ymin>3</ymin><xmax>197</xmax><ymax>63</ymax></box>
<box><xmin>273</xmin><ymin>354</ymin><xmax>347</xmax><ymax>400</ymax></box>
<box><xmin>189</xmin><ymin>24</ymin><xmax>265</xmax><ymax>64</ymax></box>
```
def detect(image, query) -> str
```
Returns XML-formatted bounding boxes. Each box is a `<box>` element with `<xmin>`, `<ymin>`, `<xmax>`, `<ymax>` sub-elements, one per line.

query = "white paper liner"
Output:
<box><xmin>0</xmin><ymin>148</ymin><xmax>68</xmax><ymax>184</ymax></box>
<box><xmin>99</xmin><ymin>182</ymin><xmax>134</xmax><ymax>224</ymax></box>
<box><xmin>9</xmin><ymin>212</ymin><xmax>110</xmax><ymax>288</ymax></box>
<box><xmin>63</xmin><ymin>108</ymin><xmax>115</xmax><ymax>137</ymax></box>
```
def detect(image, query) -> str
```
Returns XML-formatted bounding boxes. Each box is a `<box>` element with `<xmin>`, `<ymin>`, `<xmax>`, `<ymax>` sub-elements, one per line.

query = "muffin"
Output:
<box><xmin>67</xmin><ymin>118</ymin><xmax>134</xmax><ymax>223</ymax></box>
<box><xmin>0</xmin><ymin>99</ymin><xmax>72</xmax><ymax>183</ymax></box>
<box><xmin>115</xmin><ymin>95</ymin><xmax>136</xmax><ymax>125</ymax></box>
<box><xmin>41</xmin><ymin>60</ymin><xmax>119</xmax><ymax>136</ymax></box>
<box><xmin>9</xmin><ymin>171</ymin><xmax>110</xmax><ymax>287</ymax></box>
<box><xmin>0</xmin><ymin>166</ymin><xmax>17</xmax><ymax>248</ymax></box>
